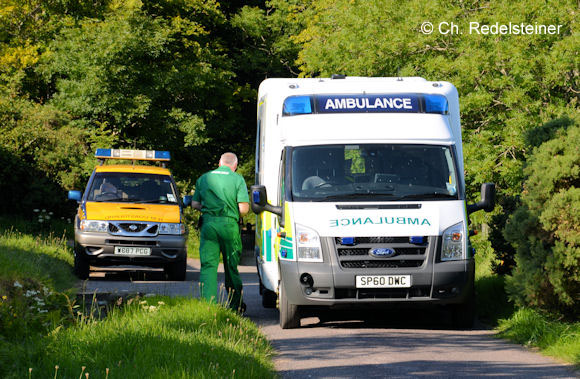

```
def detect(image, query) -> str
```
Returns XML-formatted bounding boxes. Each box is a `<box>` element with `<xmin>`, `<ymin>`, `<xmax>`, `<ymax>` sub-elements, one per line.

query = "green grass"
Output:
<box><xmin>187</xmin><ymin>228</ymin><xmax>201</xmax><ymax>260</ymax></box>
<box><xmin>8</xmin><ymin>297</ymin><xmax>276</xmax><ymax>379</ymax></box>
<box><xmin>0</xmin><ymin>218</ymin><xmax>276</xmax><ymax>378</ymax></box>
<box><xmin>498</xmin><ymin>308</ymin><xmax>580</xmax><ymax>366</ymax></box>
<box><xmin>0</xmin><ymin>228</ymin><xmax>75</xmax><ymax>292</ymax></box>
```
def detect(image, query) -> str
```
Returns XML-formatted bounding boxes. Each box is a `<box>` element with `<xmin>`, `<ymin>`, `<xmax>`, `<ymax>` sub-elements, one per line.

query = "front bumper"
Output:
<box><xmin>281</xmin><ymin>236</ymin><xmax>474</xmax><ymax>308</ymax></box>
<box><xmin>75</xmin><ymin>230</ymin><xmax>187</xmax><ymax>267</ymax></box>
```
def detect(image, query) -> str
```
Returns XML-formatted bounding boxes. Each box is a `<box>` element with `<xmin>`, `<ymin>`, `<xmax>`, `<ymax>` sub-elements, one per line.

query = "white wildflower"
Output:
<box><xmin>13</xmin><ymin>281</ymin><xmax>23</xmax><ymax>288</ymax></box>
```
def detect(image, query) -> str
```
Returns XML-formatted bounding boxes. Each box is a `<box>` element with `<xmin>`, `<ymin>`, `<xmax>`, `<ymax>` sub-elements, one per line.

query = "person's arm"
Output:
<box><xmin>238</xmin><ymin>202</ymin><xmax>249</xmax><ymax>216</ymax></box>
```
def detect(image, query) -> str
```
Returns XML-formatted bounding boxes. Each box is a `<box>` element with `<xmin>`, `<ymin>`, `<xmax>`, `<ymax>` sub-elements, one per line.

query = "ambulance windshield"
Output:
<box><xmin>87</xmin><ymin>172</ymin><xmax>178</xmax><ymax>204</ymax></box>
<box><xmin>291</xmin><ymin>144</ymin><xmax>459</xmax><ymax>202</ymax></box>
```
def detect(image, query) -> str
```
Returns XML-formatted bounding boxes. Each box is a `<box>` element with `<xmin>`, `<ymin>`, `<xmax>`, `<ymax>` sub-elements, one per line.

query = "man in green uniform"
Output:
<box><xmin>192</xmin><ymin>152</ymin><xmax>249</xmax><ymax>312</ymax></box>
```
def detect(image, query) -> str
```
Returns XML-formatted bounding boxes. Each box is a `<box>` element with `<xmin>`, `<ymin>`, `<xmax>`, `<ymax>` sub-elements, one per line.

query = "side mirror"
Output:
<box><xmin>182</xmin><ymin>195</ymin><xmax>192</xmax><ymax>207</ymax></box>
<box><xmin>467</xmin><ymin>183</ymin><xmax>496</xmax><ymax>214</ymax></box>
<box><xmin>68</xmin><ymin>190</ymin><xmax>82</xmax><ymax>203</ymax></box>
<box><xmin>251</xmin><ymin>185</ymin><xmax>282</xmax><ymax>217</ymax></box>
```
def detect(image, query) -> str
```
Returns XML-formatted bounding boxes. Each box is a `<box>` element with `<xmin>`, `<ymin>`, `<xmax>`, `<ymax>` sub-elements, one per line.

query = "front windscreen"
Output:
<box><xmin>87</xmin><ymin>172</ymin><xmax>178</xmax><ymax>204</ymax></box>
<box><xmin>291</xmin><ymin>144</ymin><xmax>459</xmax><ymax>202</ymax></box>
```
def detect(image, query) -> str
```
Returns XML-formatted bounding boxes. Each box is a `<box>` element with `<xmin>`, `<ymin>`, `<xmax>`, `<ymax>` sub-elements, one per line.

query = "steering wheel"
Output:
<box><xmin>313</xmin><ymin>181</ymin><xmax>332</xmax><ymax>189</ymax></box>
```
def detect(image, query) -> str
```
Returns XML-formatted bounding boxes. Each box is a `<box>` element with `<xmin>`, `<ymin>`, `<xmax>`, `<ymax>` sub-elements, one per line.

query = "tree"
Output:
<box><xmin>503</xmin><ymin>119</ymin><xmax>579</xmax><ymax>318</ymax></box>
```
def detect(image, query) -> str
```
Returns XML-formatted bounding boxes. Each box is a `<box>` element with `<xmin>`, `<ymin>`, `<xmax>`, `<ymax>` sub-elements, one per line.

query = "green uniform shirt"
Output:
<box><xmin>193</xmin><ymin>165</ymin><xmax>249</xmax><ymax>221</ymax></box>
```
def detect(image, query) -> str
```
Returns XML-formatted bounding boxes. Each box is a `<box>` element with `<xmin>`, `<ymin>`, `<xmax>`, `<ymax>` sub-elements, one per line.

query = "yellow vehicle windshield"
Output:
<box><xmin>87</xmin><ymin>172</ymin><xmax>178</xmax><ymax>204</ymax></box>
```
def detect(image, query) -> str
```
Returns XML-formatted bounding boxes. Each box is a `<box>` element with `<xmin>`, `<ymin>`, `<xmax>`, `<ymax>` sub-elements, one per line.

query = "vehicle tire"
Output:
<box><xmin>451</xmin><ymin>295</ymin><xmax>476</xmax><ymax>329</ymax></box>
<box><xmin>73</xmin><ymin>248</ymin><xmax>90</xmax><ymax>280</ymax></box>
<box><xmin>262</xmin><ymin>288</ymin><xmax>277</xmax><ymax>309</ymax></box>
<box><xmin>279</xmin><ymin>279</ymin><xmax>300</xmax><ymax>329</ymax></box>
<box><xmin>165</xmin><ymin>260</ymin><xmax>187</xmax><ymax>281</ymax></box>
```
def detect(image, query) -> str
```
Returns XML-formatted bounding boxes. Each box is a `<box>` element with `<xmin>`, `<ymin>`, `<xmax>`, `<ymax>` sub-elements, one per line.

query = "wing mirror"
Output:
<box><xmin>68</xmin><ymin>190</ymin><xmax>82</xmax><ymax>203</ymax></box>
<box><xmin>251</xmin><ymin>185</ymin><xmax>282</xmax><ymax>217</ymax></box>
<box><xmin>467</xmin><ymin>183</ymin><xmax>496</xmax><ymax>214</ymax></box>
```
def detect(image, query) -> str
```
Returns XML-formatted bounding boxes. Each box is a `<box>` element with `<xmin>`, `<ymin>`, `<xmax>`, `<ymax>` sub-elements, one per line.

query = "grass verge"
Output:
<box><xmin>1</xmin><ymin>219</ymin><xmax>276</xmax><ymax>378</ymax></box>
<box><xmin>0</xmin><ymin>228</ymin><xmax>75</xmax><ymax>292</ymax></box>
<box><xmin>8</xmin><ymin>297</ymin><xmax>276</xmax><ymax>378</ymax></box>
<box><xmin>497</xmin><ymin>308</ymin><xmax>580</xmax><ymax>366</ymax></box>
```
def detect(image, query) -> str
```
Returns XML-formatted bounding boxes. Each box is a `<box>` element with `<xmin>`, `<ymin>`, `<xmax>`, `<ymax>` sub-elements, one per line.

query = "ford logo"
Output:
<box><xmin>370</xmin><ymin>248</ymin><xmax>397</xmax><ymax>258</ymax></box>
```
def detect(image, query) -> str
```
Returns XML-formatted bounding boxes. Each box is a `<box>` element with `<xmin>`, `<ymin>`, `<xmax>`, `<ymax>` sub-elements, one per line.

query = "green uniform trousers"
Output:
<box><xmin>199</xmin><ymin>217</ymin><xmax>243</xmax><ymax>311</ymax></box>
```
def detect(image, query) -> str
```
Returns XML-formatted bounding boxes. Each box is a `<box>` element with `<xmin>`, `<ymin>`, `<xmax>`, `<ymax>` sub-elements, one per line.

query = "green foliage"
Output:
<box><xmin>504</xmin><ymin>121</ymin><xmax>579</xmax><ymax>318</ymax></box>
<box><xmin>264</xmin><ymin>0</ymin><xmax>578</xmax><ymax>231</ymax></box>
<box><xmin>498</xmin><ymin>308</ymin><xmax>580</xmax><ymax>365</ymax></box>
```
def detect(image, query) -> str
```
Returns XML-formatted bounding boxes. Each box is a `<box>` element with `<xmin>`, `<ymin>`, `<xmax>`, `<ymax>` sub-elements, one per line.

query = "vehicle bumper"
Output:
<box><xmin>74</xmin><ymin>230</ymin><xmax>187</xmax><ymax>267</ymax></box>
<box><xmin>280</xmin><ymin>236</ymin><xmax>474</xmax><ymax>308</ymax></box>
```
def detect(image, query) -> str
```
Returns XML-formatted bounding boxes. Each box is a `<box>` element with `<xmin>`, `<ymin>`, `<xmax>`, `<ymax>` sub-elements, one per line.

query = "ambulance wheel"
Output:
<box><xmin>73</xmin><ymin>247</ymin><xmax>90</xmax><ymax>280</ymax></box>
<box><xmin>279</xmin><ymin>280</ymin><xmax>300</xmax><ymax>329</ymax></box>
<box><xmin>262</xmin><ymin>289</ymin><xmax>277</xmax><ymax>309</ymax></box>
<box><xmin>165</xmin><ymin>259</ymin><xmax>187</xmax><ymax>281</ymax></box>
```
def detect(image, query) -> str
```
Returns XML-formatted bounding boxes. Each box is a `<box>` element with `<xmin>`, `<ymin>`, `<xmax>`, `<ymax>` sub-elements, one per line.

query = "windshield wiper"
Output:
<box><xmin>320</xmin><ymin>192</ymin><xmax>397</xmax><ymax>201</ymax></box>
<box><xmin>396</xmin><ymin>192</ymin><xmax>457</xmax><ymax>200</ymax></box>
<box><xmin>134</xmin><ymin>199</ymin><xmax>176</xmax><ymax>204</ymax></box>
<box><xmin>93</xmin><ymin>198</ymin><xmax>135</xmax><ymax>202</ymax></box>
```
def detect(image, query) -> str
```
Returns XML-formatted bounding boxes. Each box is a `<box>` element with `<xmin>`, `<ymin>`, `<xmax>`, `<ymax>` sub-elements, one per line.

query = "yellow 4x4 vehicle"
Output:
<box><xmin>68</xmin><ymin>149</ymin><xmax>192</xmax><ymax>280</ymax></box>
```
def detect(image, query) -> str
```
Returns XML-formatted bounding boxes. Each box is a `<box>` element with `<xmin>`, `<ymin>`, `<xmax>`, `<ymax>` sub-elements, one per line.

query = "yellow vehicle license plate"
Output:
<box><xmin>356</xmin><ymin>275</ymin><xmax>411</xmax><ymax>288</ymax></box>
<box><xmin>114</xmin><ymin>246</ymin><xmax>151</xmax><ymax>256</ymax></box>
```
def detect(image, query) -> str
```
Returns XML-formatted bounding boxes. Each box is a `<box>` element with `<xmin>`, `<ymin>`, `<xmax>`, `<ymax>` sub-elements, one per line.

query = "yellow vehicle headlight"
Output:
<box><xmin>159</xmin><ymin>223</ymin><xmax>185</xmax><ymax>235</ymax></box>
<box><xmin>80</xmin><ymin>220</ymin><xmax>109</xmax><ymax>233</ymax></box>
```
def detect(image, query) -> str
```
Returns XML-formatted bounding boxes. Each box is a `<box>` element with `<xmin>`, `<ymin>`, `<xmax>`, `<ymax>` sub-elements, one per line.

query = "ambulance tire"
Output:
<box><xmin>165</xmin><ymin>259</ymin><xmax>187</xmax><ymax>281</ymax></box>
<box><xmin>73</xmin><ymin>247</ymin><xmax>90</xmax><ymax>280</ymax></box>
<box><xmin>279</xmin><ymin>280</ymin><xmax>300</xmax><ymax>329</ymax></box>
<box><xmin>451</xmin><ymin>294</ymin><xmax>476</xmax><ymax>329</ymax></box>
<box><xmin>262</xmin><ymin>289</ymin><xmax>277</xmax><ymax>309</ymax></box>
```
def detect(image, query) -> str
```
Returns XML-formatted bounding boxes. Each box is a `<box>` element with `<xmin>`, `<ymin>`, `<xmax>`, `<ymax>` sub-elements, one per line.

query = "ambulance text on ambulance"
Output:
<box><xmin>330</xmin><ymin>216</ymin><xmax>432</xmax><ymax>227</ymax></box>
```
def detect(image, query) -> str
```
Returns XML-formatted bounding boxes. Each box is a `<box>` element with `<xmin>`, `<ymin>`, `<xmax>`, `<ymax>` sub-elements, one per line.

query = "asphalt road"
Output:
<box><xmin>81</xmin><ymin>259</ymin><xmax>578</xmax><ymax>378</ymax></box>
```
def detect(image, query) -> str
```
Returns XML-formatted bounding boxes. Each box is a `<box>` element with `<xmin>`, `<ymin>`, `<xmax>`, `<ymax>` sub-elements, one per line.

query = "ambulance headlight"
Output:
<box><xmin>441</xmin><ymin>222</ymin><xmax>465</xmax><ymax>261</ymax></box>
<box><xmin>295</xmin><ymin>223</ymin><xmax>323</xmax><ymax>262</ymax></box>
<box><xmin>80</xmin><ymin>220</ymin><xmax>109</xmax><ymax>233</ymax></box>
<box><xmin>159</xmin><ymin>223</ymin><xmax>186</xmax><ymax>235</ymax></box>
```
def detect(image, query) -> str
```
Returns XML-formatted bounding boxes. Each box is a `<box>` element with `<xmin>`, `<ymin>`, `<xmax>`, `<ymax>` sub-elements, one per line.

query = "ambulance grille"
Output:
<box><xmin>338</xmin><ymin>247</ymin><xmax>425</xmax><ymax>256</ymax></box>
<box><xmin>333</xmin><ymin>236</ymin><xmax>429</xmax><ymax>269</ymax></box>
<box><xmin>341</xmin><ymin>260</ymin><xmax>423</xmax><ymax>269</ymax></box>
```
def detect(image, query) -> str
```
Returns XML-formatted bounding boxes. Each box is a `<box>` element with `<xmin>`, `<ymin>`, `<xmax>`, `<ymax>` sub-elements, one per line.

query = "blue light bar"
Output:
<box><xmin>154</xmin><ymin>150</ymin><xmax>171</xmax><ymax>160</ymax></box>
<box><xmin>95</xmin><ymin>149</ymin><xmax>171</xmax><ymax>161</ymax></box>
<box><xmin>424</xmin><ymin>94</ymin><xmax>449</xmax><ymax>114</ymax></box>
<box><xmin>340</xmin><ymin>237</ymin><xmax>355</xmax><ymax>245</ymax></box>
<box><xmin>95</xmin><ymin>148</ymin><xmax>111</xmax><ymax>157</ymax></box>
<box><xmin>409</xmin><ymin>236</ymin><xmax>425</xmax><ymax>244</ymax></box>
<box><xmin>282</xmin><ymin>94</ymin><xmax>449</xmax><ymax>116</ymax></box>
<box><xmin>283</xmin><ymin>96</ymin><xmax>312</xmax><ymax>116</ymax></box>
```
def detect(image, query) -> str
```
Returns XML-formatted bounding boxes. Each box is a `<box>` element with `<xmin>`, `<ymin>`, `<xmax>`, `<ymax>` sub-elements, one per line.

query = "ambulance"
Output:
<box><xmin>251</xmin><ymin>77</ymin><xmax>495</xmax><ymax>328</ymax></box>
<box><xmin>68</xmin><ymin>149</ymin><xmax>192</xmax><ymax>280</ymax></box>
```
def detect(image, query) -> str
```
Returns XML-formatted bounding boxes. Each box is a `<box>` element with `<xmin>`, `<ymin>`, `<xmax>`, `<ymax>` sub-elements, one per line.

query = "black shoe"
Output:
<box><xmin>238</xmin><ymin>302</ymin><xmax>247</xmax><ymax>315</ymax></box>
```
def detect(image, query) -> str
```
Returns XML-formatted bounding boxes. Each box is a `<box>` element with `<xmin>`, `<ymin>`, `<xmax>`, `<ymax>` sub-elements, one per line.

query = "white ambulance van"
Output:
<box><xmin>251</xmin><ymin>76</ymin><xmax>495</xmax><ymax>329</ymax></box>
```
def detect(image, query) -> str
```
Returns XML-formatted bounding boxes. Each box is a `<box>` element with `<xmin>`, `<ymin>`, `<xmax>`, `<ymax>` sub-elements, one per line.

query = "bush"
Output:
<box><xmin>504</xmin><ymin>120</ymin><xmax>579</xmax><ymax>318</ymax></box>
